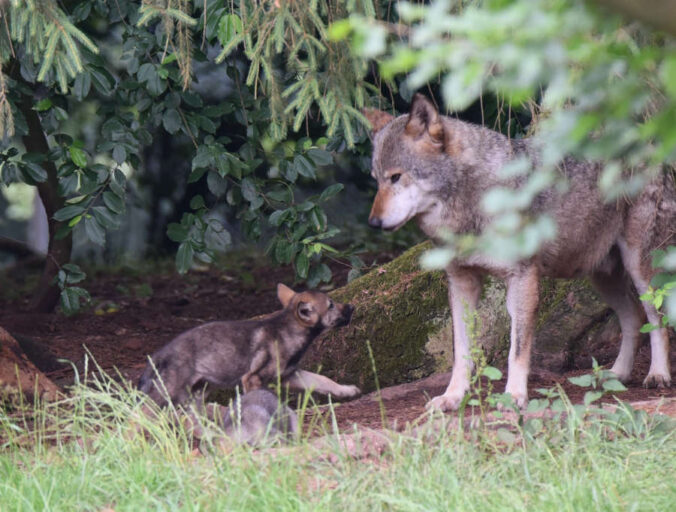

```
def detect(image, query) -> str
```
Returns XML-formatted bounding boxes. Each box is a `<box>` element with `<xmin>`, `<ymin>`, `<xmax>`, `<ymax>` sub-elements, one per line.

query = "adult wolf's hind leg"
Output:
<box><xmin>590</xmin><ymin>261</ymin><xmax>644</xmax><ymax>382</ymax></box>
<box><xmin>618</xmin><ymin>238</ymin><xmax>671</xmax><ymax>388</ymax></box>
<box><xmin>504</xmin><ymin>266</ymin><xmax>539</xmax><ymax>409</ymax></box>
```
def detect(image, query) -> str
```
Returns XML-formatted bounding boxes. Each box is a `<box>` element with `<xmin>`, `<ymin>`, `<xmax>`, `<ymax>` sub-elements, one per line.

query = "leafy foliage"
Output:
<box><xmin>0</xmin><ymin>0</ymin><xmax>388</xmax><ymax>313</ymax></box>
<box><xmin>336</xmin><ymin>0</ymin><xmax>676</xmax><ymax>324</ymax></box>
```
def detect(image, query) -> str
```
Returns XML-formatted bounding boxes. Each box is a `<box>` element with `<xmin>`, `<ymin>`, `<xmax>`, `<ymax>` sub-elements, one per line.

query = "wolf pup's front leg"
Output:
<box><xmin>284</xmin><ymin>369</ymin><xmax>361</xmax><ymax>399</ymax></box>
<box><xmin>428</xmin><ymin>270</ymin><xmax>482</xmax><ymax>411</ymax></box>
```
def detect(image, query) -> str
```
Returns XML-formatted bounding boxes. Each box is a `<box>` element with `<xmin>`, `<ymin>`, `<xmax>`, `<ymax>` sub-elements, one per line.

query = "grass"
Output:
<box><xmin>0</xmin><ymin>369</ymin><xmax>674</xmax><ymax>511</ymax></box>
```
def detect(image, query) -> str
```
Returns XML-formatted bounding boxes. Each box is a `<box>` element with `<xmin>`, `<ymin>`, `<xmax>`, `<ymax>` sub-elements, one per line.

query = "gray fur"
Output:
<box><xmin>138</xmin><ymin>284</ymin><xmax>360</xmax><ymax>407</ymax></box>
<box><xmin>222</xmin><ymin>389</ymin><xmax>298</xmax><ymax>445</ymax></box>
<box><xmin>366</xmin><ymin>94</ymin><xmax>675</xmax><ymax>410</ymax></box>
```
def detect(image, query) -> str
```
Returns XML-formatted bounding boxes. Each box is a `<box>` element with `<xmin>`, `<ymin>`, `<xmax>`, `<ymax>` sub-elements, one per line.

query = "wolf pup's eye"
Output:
<box><xmin>328</xmin><ymin>301</ymin><xmax>334</xmax><ymax>310</ymax></box>
<box><xmin>390</xmin><ymin>173</ymin><xmax>401</xmax><ymax>184</ymax></box>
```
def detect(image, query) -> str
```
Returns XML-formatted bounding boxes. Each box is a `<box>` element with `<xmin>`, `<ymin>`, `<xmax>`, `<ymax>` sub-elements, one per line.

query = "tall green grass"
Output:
<box><xmin>1</xmin><ymin>366</ymin><xmax>674</xmax><ymax>512</ymax></box>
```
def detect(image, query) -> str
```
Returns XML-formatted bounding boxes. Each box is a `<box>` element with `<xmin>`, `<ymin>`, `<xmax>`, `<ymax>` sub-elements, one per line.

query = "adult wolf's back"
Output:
<box><xmin>365</xmin><ymin>94</ymin><xmax>674</xmax><ymax>411</ymax></box>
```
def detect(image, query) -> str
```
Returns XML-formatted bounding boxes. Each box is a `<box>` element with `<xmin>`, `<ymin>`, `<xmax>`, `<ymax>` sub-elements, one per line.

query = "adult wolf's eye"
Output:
<box><xmin>390</xmin><ymin>173</ymin><xmax>401</xmax><ymax>184</ymax></box>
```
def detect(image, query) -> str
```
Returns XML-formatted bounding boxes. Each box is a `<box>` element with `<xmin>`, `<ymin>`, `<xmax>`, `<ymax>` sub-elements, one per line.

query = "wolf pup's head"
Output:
<box><xmin>277</xmin><ymin>283</ymin><xmax>354</xmax><ymax>330</ymax></box>
<box><xmin>365</xmin><ymin>94</ymin><xmax>451</xmax><ymax>231</ymax></box>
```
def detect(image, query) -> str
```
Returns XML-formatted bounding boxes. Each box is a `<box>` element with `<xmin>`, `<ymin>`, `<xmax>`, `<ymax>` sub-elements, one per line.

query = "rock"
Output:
<box><xmin>0</xmin><ymin>326</ymin><xmax>60</xmax><ymax>402</ymax></box>
<box><xmin>303</xmin><ymin>242</ymin><xmax>615</xmax><ymax>394</ymax></box>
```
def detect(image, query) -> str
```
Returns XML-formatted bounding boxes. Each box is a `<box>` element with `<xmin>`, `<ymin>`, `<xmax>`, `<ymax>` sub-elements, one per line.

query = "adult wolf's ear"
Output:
<box><xmin>277</xmin><ymin>284</ymin><xmax>295</xmax><ymax>308</ymax></box>
<box><xmin>363</xmin><ymin>108</ymin><xmax>394</xmax><ymax>134</ymax></box>
<box><xmin>405</xmin><ymin>94</ymin><xmax>444</xmax><ymax>146</ymax></box>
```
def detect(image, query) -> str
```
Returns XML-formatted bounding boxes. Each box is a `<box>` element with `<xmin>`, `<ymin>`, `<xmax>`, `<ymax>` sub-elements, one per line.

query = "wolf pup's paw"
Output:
<box><xmin>334</xmin><ymin>385</ymin><xmax>361</xmax><ymax>399</ymax></box>
<box><xmin>426</xmin><ymin>392</ymin><xmax>465</xmax><ymax>412</ymax></box>
<box><xmin>643</xmin><ymin>373</ymin><xmax>671</xmax><ymax>389</ymax></box>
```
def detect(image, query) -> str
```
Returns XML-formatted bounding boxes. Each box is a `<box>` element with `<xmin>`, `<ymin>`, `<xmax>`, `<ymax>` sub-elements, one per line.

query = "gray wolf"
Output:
<box><xmin>221</xmin><ymin>389</ymin><xmax>298</xmax><ymax>445</ymax></box>
<box><xmin>365</xmin><ymin>93</ymin><xmax>675</xmax><ymax>410</ymax></box>
<box><xmin>138</xmin><ymin>284</ymin><xmax>360</xmax><ymax>407</ymax></box>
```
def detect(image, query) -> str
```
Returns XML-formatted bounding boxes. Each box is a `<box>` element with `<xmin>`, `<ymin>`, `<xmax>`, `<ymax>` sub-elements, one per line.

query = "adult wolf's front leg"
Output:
<box><xmin>428</xmin><ymin>270</ymin><xmax>482</xmax><ymax>411</ymax></box>
<box><xmin>284</xmin><ymin>369</ymin><xmax>361</xmax><ymax>399</ymax></box>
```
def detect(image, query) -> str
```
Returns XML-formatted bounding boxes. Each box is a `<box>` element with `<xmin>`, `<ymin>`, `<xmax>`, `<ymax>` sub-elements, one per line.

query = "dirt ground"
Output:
<box><xmin>1</xmin><ymin>255</ymin><xmax>674</xmax><ymax>431</ymax></box>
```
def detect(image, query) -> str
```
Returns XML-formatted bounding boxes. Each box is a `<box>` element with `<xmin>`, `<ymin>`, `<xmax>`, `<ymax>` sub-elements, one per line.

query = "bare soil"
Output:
<box><xmin>1</xmin><ymin>255</ymin><xmax>674</xmax><ymax>430</ymax></box>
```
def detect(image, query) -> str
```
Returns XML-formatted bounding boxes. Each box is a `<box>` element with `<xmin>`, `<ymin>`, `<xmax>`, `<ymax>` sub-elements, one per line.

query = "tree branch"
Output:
<box><xmin>10</xmin><ymin>62</ymin><xmax>72</xmax><ymax>312</ymax></box>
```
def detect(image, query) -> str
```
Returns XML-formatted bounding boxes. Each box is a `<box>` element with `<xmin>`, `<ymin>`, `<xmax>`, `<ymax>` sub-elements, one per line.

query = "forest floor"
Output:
<box><xmin>1</xmin><ymin>252</ymin><xmax>675</xmax><ymax>430</ymax></box>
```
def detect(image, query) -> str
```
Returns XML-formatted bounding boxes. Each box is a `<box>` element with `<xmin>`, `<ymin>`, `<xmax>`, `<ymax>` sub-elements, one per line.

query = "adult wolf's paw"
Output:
<box><xmin>334</xmin><ymin>385</ymin><xmax>361</xmax><ymax>399</ymax></box>
<box><xmin>426</xmin><ymin>393</ymin><xmax>464</xmax><ymax>412</ymax></box>
<box><xmin>643</xmin><ymin>373</ymin><xmax>671</xmax><ymax>389</ymax></box>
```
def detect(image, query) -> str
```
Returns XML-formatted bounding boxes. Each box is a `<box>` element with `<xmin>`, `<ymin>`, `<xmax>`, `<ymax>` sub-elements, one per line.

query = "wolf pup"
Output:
<box><xmin>221</xmin><ymin>389</ymin><xmax>298</xmax><ymax>445</ymax></box>
<box><xmin>138</xmin><ymin>284</ymin><xmax>360</xmax><ymax>407</ymax></box>
<box><xmin>364</xmin><ymin>94</ymin><xmax>675</xmax><ymax>411</ymax></box>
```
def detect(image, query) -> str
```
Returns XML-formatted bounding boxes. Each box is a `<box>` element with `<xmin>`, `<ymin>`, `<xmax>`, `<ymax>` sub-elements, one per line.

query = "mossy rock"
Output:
<box><xmin>303</xmin><ymin>242</ymin><xmax>614</xmax><ymax>393</ymax></box>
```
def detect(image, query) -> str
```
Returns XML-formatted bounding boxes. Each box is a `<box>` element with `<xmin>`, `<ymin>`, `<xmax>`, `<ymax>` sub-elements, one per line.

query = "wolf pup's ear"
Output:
<box><xmin>363</xmin><ymin>108</ymin><xmax>394</xmax><ymax>134</ymax></box>
<box><xmin>296</xmin><ymin>301</ymin><xmax>317</xmax><ymax>325</ymax></box>
<box><xmin>277</xmin><ymin>284</ymin><xmax>295</xmax><ymax>308</ymax></box>
<box><xmin>405</xmin><ymin>94</ymin><xmax>444</xmax><ymax>147</ymax></box>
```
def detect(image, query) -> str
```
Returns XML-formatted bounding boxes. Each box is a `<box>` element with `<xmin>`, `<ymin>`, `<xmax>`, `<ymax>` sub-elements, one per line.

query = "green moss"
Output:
<box><xmin>304</xmin><ymin>242</ymin><xmax>612</xmax><ymax>393</ymax></box>
<box><xmin>303</xmin><ymin>242</ymin><xmax>450</xmax><ymax>393</ymax></box>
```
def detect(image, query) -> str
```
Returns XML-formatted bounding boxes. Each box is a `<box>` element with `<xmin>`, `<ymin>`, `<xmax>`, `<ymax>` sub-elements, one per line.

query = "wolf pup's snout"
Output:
<box><xmin>339</xmin><ymin>303</ymin><xmax>354</xmax><ymax>326</ymax></box>
<box><xmin>368</xmin><ymin>216</ymin><xmax>382</xmax><ymax>229</ymax></box>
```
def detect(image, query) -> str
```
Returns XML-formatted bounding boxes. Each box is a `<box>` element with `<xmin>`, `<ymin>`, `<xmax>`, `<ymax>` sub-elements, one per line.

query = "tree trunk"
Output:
<box><xmin>0</xmin><ymin>326</ymin><xmax>60</xmax><ymax>402</ymax></box>
<box><xmin>304</xmin><ymin>242</ymin><xmax>621</xmax><ymax>394</ymax></box>
<box><xmin>14</xmin><ymin>67</ymin><xmax>73</xmax><ymax>313</ymax></box>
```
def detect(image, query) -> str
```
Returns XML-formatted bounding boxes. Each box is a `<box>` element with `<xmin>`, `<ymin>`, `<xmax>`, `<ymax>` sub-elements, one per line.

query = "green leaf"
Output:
<box><xmin>34</xmin><ymin>98</ymin><xmax>52</xmax><ymax>111</ymax></box>
<box><xmin>481</xmin><ymin>366</ymin><xmax>503</xmax><ymax>381</ymax></box>
<box><xmin>307</xmin><ymin>148</ymin><xmax>333</xmax><ymax>166</ymax></box>
<box><xmin>176</xmin><ymin>242</ymin><xmax>194</xmax><ymax>274</ymax></box>
<box><xmin>319</xmin><ymin>183</ymin><xmax>344</xmax><ymax>202</ymax></box>
<box><xmin>526</xmin><ymin>398</ymin><xmax>548</xmax><ymax>413</ymax></box>
<box><xmin>217</xmin><ymin>14</ymin><xmax>243</xmax><ymax>46</ymax></box>
<box><xmin>69</xmin><ymin>146</ymin><xmax>88</xmax><ymax>168</ymax></box>
<box><xmin>73</xmin><ymin>72</ymin><xmax>91</xmax><ymax>100</ymax></box>
<box><xmin>602</xmin><ymin>379</ymin><xmax>627</xmax><ymax>392</ymax></box>
<box><xmin>268</xmin><ymin>209</ymin><xmax>288</xmax><ymax>227</ymax></box>
<box><xmin>68</xmin><ymin>215</ymin><xmax>82</xmax><ymax>227</ymax></box>
<box><xmin>92</xmin><ymin>206</ymin><xmax>120</xmax><ymax>230</ymax></box>
<box><xmin>639</xmin><ymin>323</ymin><xmax>658</xmax><ymax>333</ymax></box>
<box><xmin>295</xmin><ymin>252</ymin><xmax>309</xmax><ymax>279</ymax></box>
<box><xmin>62</xmin><ymin>263</ymin><xmax>86</xmax><ymax>284</ymax></box>
<box><xmin>660</xmin><ymin>55</ymin><xmax>676</xmax><ymax>100</ymax></box>
<box><xmin>167</xmin><ymin>223</ymin><xmax>189</xmax><ymax>242</ymax></box>
<box><xmin>328</xmin><ymin>19</ymin><xmax>352</xmax><ymax>41</ymax></box>
<box><xmin>294</xmin><ymin>155</ymin><xmax>316</xmax><ymax>179</ymax></box>
<box><xmin>90</xmin><ymin>67</ymin><xmax>114</xmax><ymax>96</ymax></box>
<box><xmin>204</xmin><ymin>222</ymin><xmax>231</xmax><ymax>252</ymax></box>
<box><xmin>275</xmin><ymin>240</ymin><xmax>296</xmax><ymax>264</ymax></box>
<box><xmin>206</xmin><ymin>171</ymin><xmax>227</xmax><ymax>197</ymax></box>
<box><xmin>240</xmin><ymin>178</ymin><xmax>257</xmax><ymax>202</ymax></box>
<box><xmin>568</xmin><ymin>374</ymin><xmax>594</xmax><ymax>388</ymax></box>
<box><xmin>162</xmin><ymin>108</ymin><xmax>182</xmax><ymax>134</ymax></box>
<box><xmin>583</xmin><ymin>390</ymin><xmax>603</xmax><ymax>406</ymax></box>
<box><xmin>496</xmin><ymin>428</ymin><xmax>517</xmax><ymax>445</ymax></box>
<box><xmin>53</xmin><ymin>204</ymin><xmax>85</xmax><ymax>222</ymax></box>
<box><xmin>22</xmin><ymin>163</ymin><xmax>48</xmax><ymax>183</ymax></box>
<box><xmin>61</xmin><ymin>288</ymin><xmax>84</xmax><ymax>315</ymax></box>
<box><xmin>84</xmin><ymin>216</ymin><xmax>106</xmax><ymax>246</ymax></box>
<box><xmin>103</xmin><ymin>191</ymin><xmax>125</xmax><ymax>214</ymax></box>
<box><xmin>192</xmin><ymin>146</ymin><xmax>213</xmax><ymax>170</ymax></box>
<box><xmin>190</xmin><ymin>195</ymin><xmax>206</xmax><ymax>210</ymax></box>
<box><xmin>112</xmin><ymin>145</ymin><xmax>127</xmax><ymax>164</ymax></box>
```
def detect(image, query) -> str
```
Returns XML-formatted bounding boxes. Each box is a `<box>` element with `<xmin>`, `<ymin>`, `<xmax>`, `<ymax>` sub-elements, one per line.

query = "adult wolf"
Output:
<box><xmin>365</xmin><ymin>94</ymin><xmax>675</xmax><ymax>411</ymax></box>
